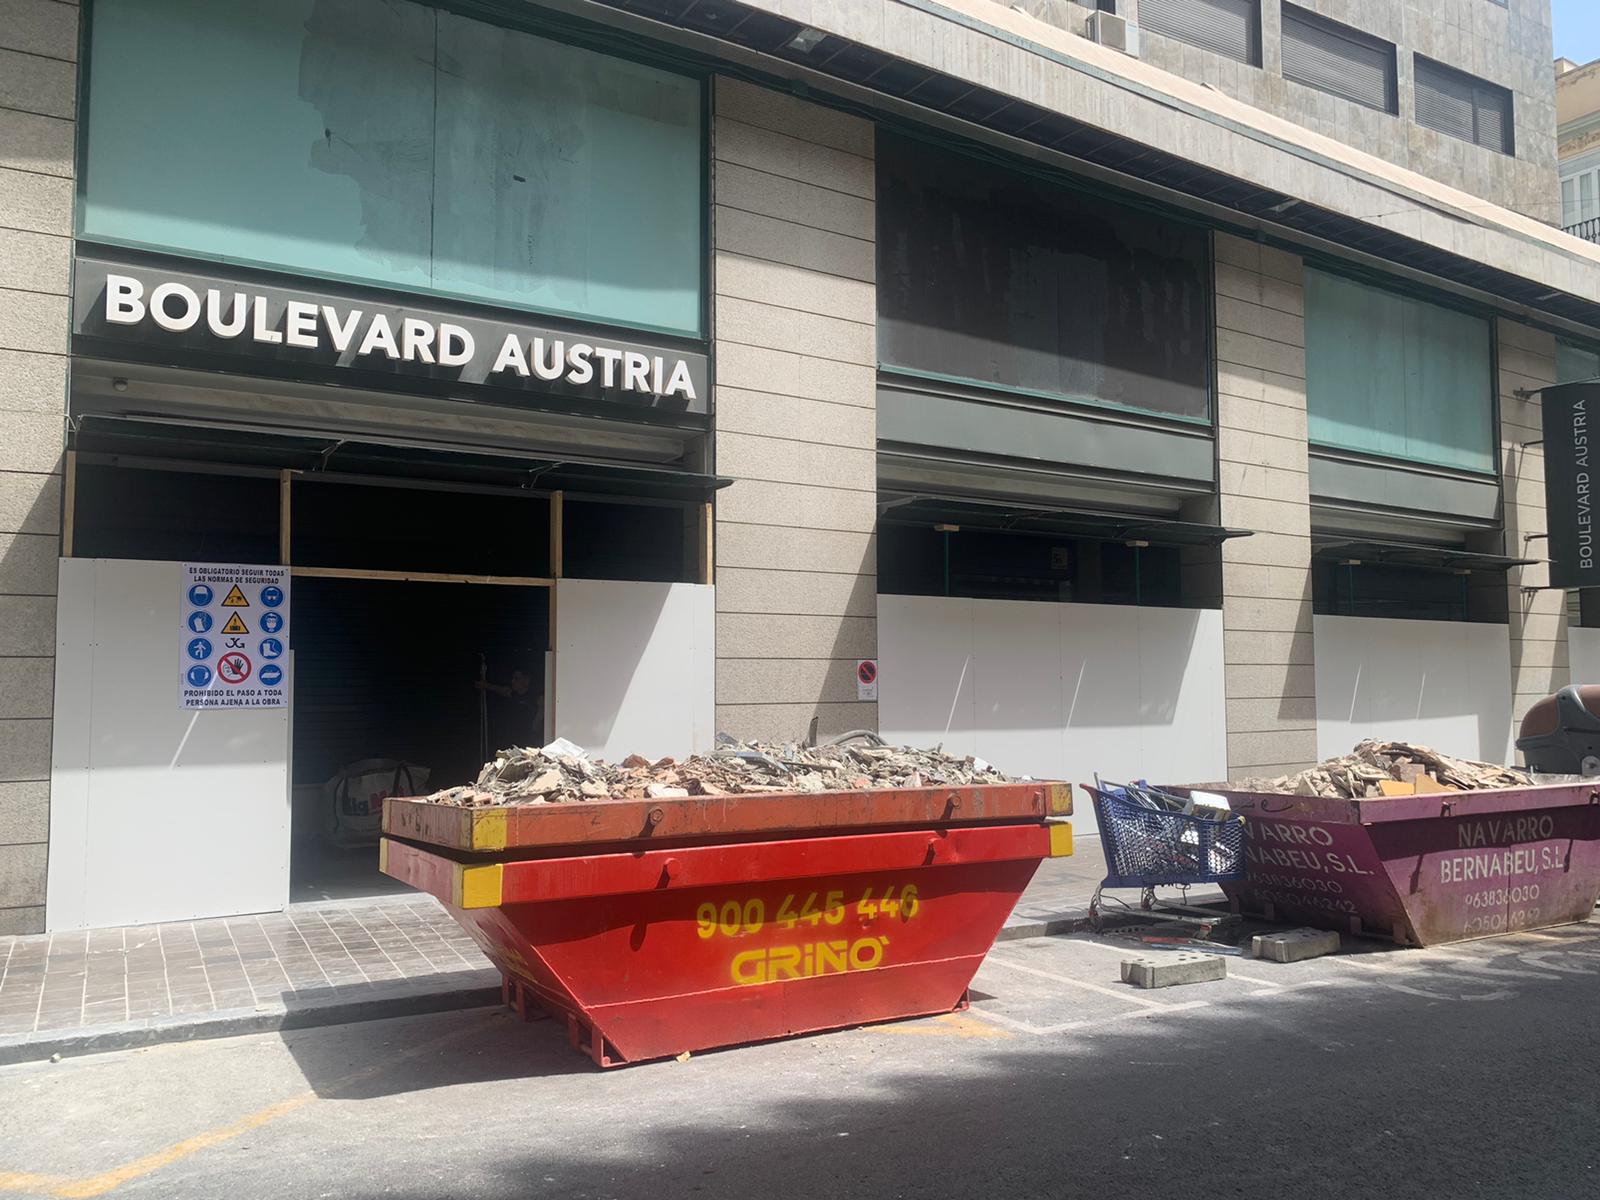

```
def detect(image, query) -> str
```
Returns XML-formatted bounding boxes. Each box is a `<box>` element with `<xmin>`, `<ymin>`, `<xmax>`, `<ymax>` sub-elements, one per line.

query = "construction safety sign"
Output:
<box><xmin>180</xmin><ymin>563</ymin><xmax>290</xmax><ymax>709</ymax></box>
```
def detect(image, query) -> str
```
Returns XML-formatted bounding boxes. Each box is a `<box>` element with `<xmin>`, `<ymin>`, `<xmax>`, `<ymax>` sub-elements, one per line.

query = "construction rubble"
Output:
<box><xmin>423</xmin><ymin>735</ymin><xmax>1020</xmax><ymax>807</ymax></box>
<box><xmin>1235</xmin><ymin>739</ymin><xmax>1534</xmax><ymax>799</ymax></box>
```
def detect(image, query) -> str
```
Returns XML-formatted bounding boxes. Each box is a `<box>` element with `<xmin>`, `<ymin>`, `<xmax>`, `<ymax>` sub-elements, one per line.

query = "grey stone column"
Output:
<box><xmin>0</xmin><ymin>0</ymin><xmax>77</xmax><ymax>934</ymax></box>
<box><xmin>1497</xmin><ymin>319</ymin><xmax>1568</xmax><ymax>752</ymax></box>
<box><xmin>1214</xmin><ymin>233</ymin><xmax>1318</xmax><ymax>779</ymax></box>
<box><xmin>710</xmin><ymin>79</ymin><xmax>878</xmax><ymax>742</ymax></box>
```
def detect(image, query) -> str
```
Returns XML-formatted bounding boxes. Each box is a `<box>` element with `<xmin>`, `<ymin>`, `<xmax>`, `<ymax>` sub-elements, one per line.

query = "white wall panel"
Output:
<box><xmin>879</xmin><ymin>596</ymin><xmax>1227</xmax><ymax>831</ymax></box>
<box><xmin>47</xmin><ymin>559</ymin><xmax>291</xmax><ymax>930</ymax></box>
<box><xmin>554</xmin><ymin>579</ymin><xmax>714</xmax><ymax>761</ymax></box>
<box><xmin>1312</xmin><ymin>615</ymin><xmax>1513</xmax><ymax>765</ymax></box>
<box><xmin>1570</xmin><ymin>626</ymin><xmax>1600</xmax><ymax>687</ymax></box>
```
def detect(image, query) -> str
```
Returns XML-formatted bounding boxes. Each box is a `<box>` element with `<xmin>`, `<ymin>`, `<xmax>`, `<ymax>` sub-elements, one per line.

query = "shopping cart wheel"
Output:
<box><xmin>1140</xmin><ymin>887</ymin><xmax>1157</xmax><ymax>911</ymax></box>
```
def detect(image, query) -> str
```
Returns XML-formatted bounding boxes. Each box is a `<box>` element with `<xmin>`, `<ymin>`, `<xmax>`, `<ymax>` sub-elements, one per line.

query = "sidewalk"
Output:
<box><xmin>0</xmin><ymin>834</ymin><xmax>1200</xmax><ymax>1063</ymax></box>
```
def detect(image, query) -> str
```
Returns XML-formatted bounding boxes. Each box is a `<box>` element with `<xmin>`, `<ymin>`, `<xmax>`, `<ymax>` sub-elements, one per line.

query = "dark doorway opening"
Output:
<box><xmin>289</xmin><ymin>577</ymin><xmax>549</xmax><ymax>903</ymax></box>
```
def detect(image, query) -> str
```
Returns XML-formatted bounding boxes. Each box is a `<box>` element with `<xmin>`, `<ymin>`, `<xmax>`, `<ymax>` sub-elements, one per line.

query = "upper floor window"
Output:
<box><xmin>1558</xmin><ymin>340</ymin><xmax>1600</xmax><ymax>385</ymax></box>
<box><xmin>1561</xmin><ymin>164</ymin><xmax>1600</xmax><ymax>229</ymax></box>
<box><xmin>1138</xmin><ymin>0</ymin><xmax>1261</xmax><ymax>67</ymax></box>
<box><xmin>1304</xmin><ymin>269</ymin><xmax>1494</xmax><ymax>474</ymax></box>
<box><xmin>876</xmin><ymin>133</ymin><xmax>1211</xmax><ymax>424</ymax></box>
<box><xmin>1414</xmin><ymin>56</ymin><xmax>1514</xmax><ymax>156</ymax></box>
<box><xmin>81</xmin><ymin>0</ymin><xmax>705</xmax><ymax>337</ymax></box>
<box><xmin>1280</xmin><ymin>5</ymin><xmax>1397</xmax><ymax>114</ymax></box>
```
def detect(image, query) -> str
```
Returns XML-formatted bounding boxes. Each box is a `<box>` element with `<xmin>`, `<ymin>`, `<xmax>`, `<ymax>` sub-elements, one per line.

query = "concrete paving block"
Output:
<box><xmin>1252</xmin><ymin>928</ymin><xmax>1342</xmax><ymax>963</ymax></box>
<box><xmin>1120</xmin><ymin>953</ymin><xmax>1227</xmax><ymax>989</ymax></box>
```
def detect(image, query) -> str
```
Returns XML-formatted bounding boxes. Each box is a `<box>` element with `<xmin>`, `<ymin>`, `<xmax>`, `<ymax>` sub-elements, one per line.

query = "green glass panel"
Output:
<box><xmin>1558</xmin><ymin>340</ymin><xmax>1600</xmax><ymax>384</ymax></box>
<box><xmin>82</xmin><ymin>0</ymin><xmax>702</xmax><ymax>336</ymax></box>
<box><xmin>1305</xmin><ymin>269</ymin><xmax>1493</xmax><ymax>473</ymax></box>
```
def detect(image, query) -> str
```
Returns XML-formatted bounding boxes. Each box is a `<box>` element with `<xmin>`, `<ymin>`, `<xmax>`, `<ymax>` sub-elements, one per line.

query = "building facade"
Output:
<box><xmin>3</xmin><ymin>0</ymin><xmax>1598</xmax><ymax>933</ymax></box>
<box><xmin>1557</xmin><ymin>53</ymin><xmax>1600</xmax><ymax>239</ymax></box>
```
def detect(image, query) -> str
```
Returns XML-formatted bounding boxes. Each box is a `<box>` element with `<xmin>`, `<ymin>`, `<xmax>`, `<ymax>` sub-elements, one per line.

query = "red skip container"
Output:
<box><xmin>381</xmin><ymin>784</ymin><xmax>1074</xmax><ymax>1066</ymax></box>
<box><xmin>1206</xmin><ymin>782</ymin><xmax>1600</xmax><ymax>945</ymax></box>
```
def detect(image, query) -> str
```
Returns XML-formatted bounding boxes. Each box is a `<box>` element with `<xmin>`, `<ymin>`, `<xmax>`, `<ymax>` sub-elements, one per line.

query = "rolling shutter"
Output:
<box><xmin>1415</xmin><ymin>57</ymin><xmax>1513</xmax><ymax>154</ymax></box>
<box><xmin>1281</xmin><ymin>5</ymin><xmax>1395</xmax><ymax>113</ymax></box>
<box><xmin>1139</xmin><ymin>0</ymin><xmax>1259</xmax><ymax>65</ymax></box>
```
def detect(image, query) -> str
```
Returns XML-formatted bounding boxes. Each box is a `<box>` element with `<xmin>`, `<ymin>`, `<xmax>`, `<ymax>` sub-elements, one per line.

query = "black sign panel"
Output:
<box><xmin>71</xmin><ymin>254</ymin><xmax>710</xmax><ymax>417</ymax></box>
<box><xmin>1540</xmin><ymin>380</ymin><xmax>1600</xmax><ymax>590</ymax></box>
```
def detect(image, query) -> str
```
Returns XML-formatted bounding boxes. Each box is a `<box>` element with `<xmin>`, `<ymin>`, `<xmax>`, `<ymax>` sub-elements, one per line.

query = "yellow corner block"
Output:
<box><xmin>1047</xmin><ymin>821</ymin><xmax>1074</xmax><ymax>858</ymax></box>
<box><xmin>377</xmin><ymin>838</ymin><xmax>390</xmax><ymax>876</ymax></box>
<box><xmin>453</xmin><ymin>862</ymin><xmax>504</xmax><ymax>909</ymax></box>
<box><xmin>471</xmin><ymin>808</ymin><xmax>508</xmax><ymax>852</ymax></box>
<box><xmin>1048</xmin><ymin>783</ymin><xmax>1074</xmax><ymax>816</ymax></box>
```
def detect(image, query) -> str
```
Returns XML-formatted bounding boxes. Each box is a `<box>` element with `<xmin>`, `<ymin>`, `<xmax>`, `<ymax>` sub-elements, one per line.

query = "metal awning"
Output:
<box><xmin>880</xmin><ymin>493</ymin><xmax>1250</xmax><ymax>547</ymax></box>
<box><xmin>1312</xmin><ymin>537</ymin><xmax>1535</xmax><ymax>573</ymax></box>
<box><xmin>71</xmin><ymin>413</ymin><xmax>731</xmax><ymax>503</ymax></box>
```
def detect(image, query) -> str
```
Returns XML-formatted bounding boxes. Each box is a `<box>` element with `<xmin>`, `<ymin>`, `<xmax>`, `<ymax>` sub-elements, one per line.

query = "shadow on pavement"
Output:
<box><xmin>278</xmin><ymin>933</ymin><xmax>1600</xmax><ymax>1200</ymax></box>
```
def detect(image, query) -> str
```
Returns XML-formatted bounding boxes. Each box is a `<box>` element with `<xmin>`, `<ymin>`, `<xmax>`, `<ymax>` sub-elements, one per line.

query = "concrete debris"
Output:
<box><xmin>422</xmin><ymin>735</ymin><xmax>1020</xmax><ymax>807</ymax></box>
<box><xmin>1235</xmin><ymin>740</ymin><xmax>1532</xmax><ymax>800</ymax></box>
<box><xmin>1120</xmin><ymin>953</ymin><xmax>1227</xmax><ymax>989</ymax></box>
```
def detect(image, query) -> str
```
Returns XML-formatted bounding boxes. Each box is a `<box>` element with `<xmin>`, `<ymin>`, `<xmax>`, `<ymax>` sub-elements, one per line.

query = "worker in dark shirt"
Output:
<box><xmin>475</xmin><ymin>661</ymin><xmax>544</xmax><ymax>750</ymax></box>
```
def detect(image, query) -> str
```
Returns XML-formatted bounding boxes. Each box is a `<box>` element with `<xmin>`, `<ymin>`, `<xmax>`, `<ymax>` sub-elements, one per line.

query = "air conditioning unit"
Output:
<box><xmin>1087</xmin><ymin>10</ymin><xmax>1140</xmax><ymax>56</ymax></box>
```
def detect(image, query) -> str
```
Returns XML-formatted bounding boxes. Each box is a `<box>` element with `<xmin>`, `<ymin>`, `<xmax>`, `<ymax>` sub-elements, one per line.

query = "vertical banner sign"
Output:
<box><xmin>1540</xmin><ymin>381</ymin><xmax>1600</xmax><ymax>590</ymax></box>
<box><xmin>180</xmin><ymin>563</ymin><xmax>291</xmax><ymax>708</ymax></box>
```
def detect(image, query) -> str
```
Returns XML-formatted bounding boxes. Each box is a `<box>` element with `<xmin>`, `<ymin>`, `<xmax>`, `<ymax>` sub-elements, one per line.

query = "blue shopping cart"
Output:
<box><xmin>1083</xmin><ymin>779</ymin><xmax>1248</xmax><ymax>933</ymax></box>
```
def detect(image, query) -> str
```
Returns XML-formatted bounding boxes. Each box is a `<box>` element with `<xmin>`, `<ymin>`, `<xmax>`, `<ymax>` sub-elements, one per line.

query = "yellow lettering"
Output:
<box><xmin>730</xmin><ymin>950</ymin><xmax>765</xmax><ymax>985</ymax></box>
<box><xmin>767</xmin><ymin>945</ymin><xmax>803</xmax><ymax>981</ymax></box>
<box><xmin>815</xmin><ymin>941</ymin><xmax>849</xmax><ymax>974</ymax></box>
<box><xmin>727</xmin><ymin>937</ymin><xmax>893</xmax><ymax>986</ymax></box>
<box><xmin>851</xmin><ymin>937</ymin><xmax>887</xmax><ymax>971</ymax></box>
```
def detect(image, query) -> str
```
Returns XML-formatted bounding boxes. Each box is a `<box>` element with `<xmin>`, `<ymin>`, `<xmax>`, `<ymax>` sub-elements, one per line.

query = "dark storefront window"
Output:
<box><xmin>877</xmin><ymin>133</ymin><xmax>1212</xmax><ymax>423</ymax></box>
<box><xmin>82</xmin><ymin>0</ymin><xmax>704</xmax><ymax>336</ymax></box>
<box><xmin>878</xmin><ymin>525</ymin><xmax>1188</xmax><ymax>608</ymax></box>
<box><xmin>74</xmin><ymin>465</ymin><xmax>280</xmax><ymax>563</ymax></box>
<box><xmin>1312</xmin><ymin>560</ymin><xmax>1491</xmax><ymax>622</ymax></box>
<box><xmin>290</xmin><ymin>481</ymin><xmax>551</xmax><ymax>577</ymax></box>
<box><xmin>563</xmin><ymin>499</ymin><xmax>697</xmax><ymax>583</ymax></box>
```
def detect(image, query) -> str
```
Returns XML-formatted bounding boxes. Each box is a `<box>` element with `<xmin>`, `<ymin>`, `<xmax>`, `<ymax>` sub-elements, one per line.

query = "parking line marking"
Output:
<box><xmin>0</xmin><ymin>1016</ymin><xmax>489</xmax><ymax>1197</ymax></box>
<box><xmin>971</xmin><ymin>999</ymin><xmax>1210</xmax><ymax>1037</ymax></box>
<box><xmin>53</xmin><ymin>1095</ymin><xmax>316</xmax><ymax>1199</ymax></box>
<box><xmin>872</xmin><ymin>1014</ymin><xmax>1014</xmax><ymax>1040</ymax></box>
<box><xmin>0</xmin><ymin>1174</ymin><xmax>69</xmax><ymax>1195</ymax></box>
<box><xmin>983</xmin><ymin>953</ymin><xmax>1170</xmax><ymax>1008</ymax></box>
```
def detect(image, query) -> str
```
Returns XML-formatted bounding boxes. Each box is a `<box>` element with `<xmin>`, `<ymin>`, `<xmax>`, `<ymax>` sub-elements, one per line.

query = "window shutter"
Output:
<box><xmin>1281</xmin><ymin>6</ymin><xmax>1395</xmax><ymax>113</ymax></box>
<box><xmin>1415</xmin><ymin>57</ymin><xmax>1513</xmax><ymax>155</ymax></box>
<box><xmin>1472</xmin><ymin>84</ymin><xmax>1511</xmax><ymax>153</ymax></box>
<box><xmin>1139</xmin><ymin>0</ymin><xmax>1258</xmax><ymax>65</ymax></box>
<box><xmin>1414</xmin><ymin>59</ymin><xmax>1475</xmax><ymax>141</ymax></box>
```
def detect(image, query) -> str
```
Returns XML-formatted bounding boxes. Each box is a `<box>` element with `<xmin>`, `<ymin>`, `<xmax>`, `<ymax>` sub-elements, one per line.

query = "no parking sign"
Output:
<box><xmin>179</xmin><ymin>563</ymin><xmax>290</xmax><ymax>709</ymax></box>
<box><xmin>856</xmin><ymin>659</ymin><xmax>878</xmax><ymax>702</ymax></box>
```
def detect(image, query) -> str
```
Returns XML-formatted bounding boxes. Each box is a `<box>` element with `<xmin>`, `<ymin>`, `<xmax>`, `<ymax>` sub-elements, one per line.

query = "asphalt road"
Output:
<box><xmin>2</xmin><ymin>921</ymin><xmax>1598</xmax><ymax>1199</ymax></box>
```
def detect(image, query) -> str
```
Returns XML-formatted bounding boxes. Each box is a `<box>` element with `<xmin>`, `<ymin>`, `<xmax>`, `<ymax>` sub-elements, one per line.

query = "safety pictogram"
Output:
<box><xmin>217</xmin><ymin>652</ymin><xmax>252</xmax><ymax>684</ymax></box>
<box><xmin>181</xmin><ymin>564</ymin><xmax>290</xmax><ymax>709</ymax></box>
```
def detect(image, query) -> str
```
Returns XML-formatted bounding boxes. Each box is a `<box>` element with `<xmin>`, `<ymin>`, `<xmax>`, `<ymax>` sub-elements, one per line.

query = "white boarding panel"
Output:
<box><xmin>880</xmin><ymin>596</ymin><xmax>1227</xmax><ymax>832</ymax></box>
<box><xmin>554</xmin><ymin>579</ymin><xmax>714</xmax><ymax>761</ymax></box>
<box><xmin>1313</xmin><ymin>615</ymin><xmax>1513</xmax><ymax>764</ymax></box>
<box><xmin>1571</xmin><ymin>627</ymin><xmax>1600</xmax><ymax>688</ymax></box>
<box><xmin>48</xmin><ymin>558</ymin><xmax>290</xmax><ymax>930</ymax></box>
<box><xmin>875</xmin><ymin>594</ymin><xmax>977</xmax><ymax>760</ymax></box>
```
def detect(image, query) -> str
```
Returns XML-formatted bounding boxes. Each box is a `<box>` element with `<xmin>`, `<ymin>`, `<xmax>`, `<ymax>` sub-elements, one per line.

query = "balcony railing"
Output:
<box><xmin>1563</xmin><ymin>216</ymin><xmax>1600</xmax><ymax>244</ymax></box>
